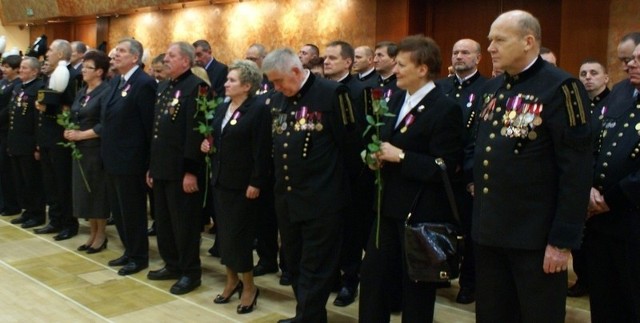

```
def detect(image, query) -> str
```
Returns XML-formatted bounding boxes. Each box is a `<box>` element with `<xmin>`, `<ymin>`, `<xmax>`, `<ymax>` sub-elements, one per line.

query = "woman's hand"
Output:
<box><xmin>200</xmin><ymin>138</ymin><xmax>211</xmax><ymax>153</ymax></box>
<box><xmin>64</xmin><ymin>130</ymin><xmax>81</xmax><ymax>141</ymax></box>
<box><xmin>183</xmin><ymin>173</ymin><xmax>199</xmax><ymax>194</ymax></box>
<box><xmin>376</xmin><ymin>142</ymin><xmax>403</xmax><ymax>163</ymax></box>
<box><xmin>246</xmin><ymin>185</ymin><xmax>260</xmax><ymax>199</ymax></box>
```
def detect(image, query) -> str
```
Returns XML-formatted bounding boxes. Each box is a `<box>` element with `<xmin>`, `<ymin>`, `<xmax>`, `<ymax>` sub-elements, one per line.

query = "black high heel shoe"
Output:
<box><xmin>237</xmin><ymin>288</ymin><xmax>259</xmax><ymax>314</ymax></box>
<box><xmin>86</xmin><ymin>239</ymin><xmax>108</xmax><ymax>254</ymax></box>
<box><xmin>77</xmin><ymin>244</ymin><xmax>91</xmax><ymax>251</ymax></box>
<box><xmin>213</xmin><ymin>281</ymin><xmax>243</xmax><ymax>304</ymax></box>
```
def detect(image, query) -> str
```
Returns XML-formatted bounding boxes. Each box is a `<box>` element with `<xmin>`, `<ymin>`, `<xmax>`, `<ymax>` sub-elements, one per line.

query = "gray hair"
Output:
<box><xmin>71</xmin><ymin>41</ymin><xmax>87</xmax><ymax>54</ymax></box>
<box><xmin>249</xmin><ymin>43</ymin><xmax>267</xmax><ymax>58</ymax></box>
<box><xmin>118</xmin><ymin>38</ymin><xmax>144</xmax><ymax>65</ymax></box>
<box><xmin>51</xmin><ymin>39</ymin><xmax>72</xmax><ymax>61</ymax></box>
<box><xmin>262</xmin><ymin>48</ymin><xmax>303</xmax><ymax>75</ymax></box>
<box><xmin>229</xmin><ymin>59</ymin><xmax>263</xmax><ymax>96</ymax></box>
<box><xmin>22</xmin><ymin>56</ymin><xmax>40</xmax><ymax>70</ymax></box>
<box><xmin>170</xmin><ymin>41</ymin><xmax>195</xmax><ymax>66</ymax></box>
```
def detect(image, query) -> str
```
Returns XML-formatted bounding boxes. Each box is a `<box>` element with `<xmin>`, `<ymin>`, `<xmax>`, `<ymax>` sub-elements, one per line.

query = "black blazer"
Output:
<box><xmin>206</xmin><ymin>59</ymin><xmax>228</xmax><ymax>99</ymax></box>
<box><xmin>7</xmin><ymin>79</ymin><xmax>44</xmax><ymax>156</ymax></box>
<box><xmin>149</xmin><ymin>70</ymin><xmax>206</xmax><ymax>180</ymax></box>
<box><xmin>211</xmin><ymin>96</ymin><xmax>271</xmax><ymax>190</ymax></box>
<box><xmin>101</xmin><ymin>67</ymin><xmax>157</xmax><ymax>175</ymax></box>
<box><xmin>379</xmin><ymin>86</ymin><xmax>464</xmax><ymax>223</ymax></box>
<box><xmin>70</xmin><ymin>82</ymin><xmax>110</xmax><ymax>149</ymax></box>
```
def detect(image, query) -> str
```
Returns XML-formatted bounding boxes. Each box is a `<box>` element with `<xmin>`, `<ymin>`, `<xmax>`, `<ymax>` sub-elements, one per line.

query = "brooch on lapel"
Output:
<box><xmin>229</xmin><ymin>110</ymin><xmax>241</xmax><ymax>126</ymax></box>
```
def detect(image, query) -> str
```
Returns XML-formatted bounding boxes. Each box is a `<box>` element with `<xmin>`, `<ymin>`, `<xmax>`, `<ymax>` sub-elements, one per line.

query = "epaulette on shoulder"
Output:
<box><xmin>338</xmin><ymin>90</ymin><xmax>355</xmax><ymax>126</ymax></box>
<box><xmin>561</xmin><ymin>80</ymin><xmax>588</xmax><ymax>127</ymax></box>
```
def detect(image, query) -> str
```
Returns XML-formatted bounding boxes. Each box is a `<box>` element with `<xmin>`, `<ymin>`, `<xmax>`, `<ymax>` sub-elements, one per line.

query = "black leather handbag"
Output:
<box><xmin>404</xmin><ymin>158</ymin><xmax>463</xmax><ymax>283</ymax></box>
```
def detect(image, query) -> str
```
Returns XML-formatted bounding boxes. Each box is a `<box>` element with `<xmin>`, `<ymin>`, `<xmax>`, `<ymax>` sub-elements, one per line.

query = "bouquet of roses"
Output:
<box><xmin>194</xmin><ymin>86</ymin><xmax>222</xmax><ymax>207</ymax></box>
<box><xmin>362</xmin><ymin>88</ymin><xmax>394</xmax><ymax>248</ymax></box>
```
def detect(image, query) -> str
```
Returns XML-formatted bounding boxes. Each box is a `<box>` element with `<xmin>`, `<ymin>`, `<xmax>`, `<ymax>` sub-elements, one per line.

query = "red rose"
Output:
<box><xmin>371</xmin><ymin>88</ymin><xmax>384</xmax><ymax>100</ymax></box>
<box><xmin>198</xmin><ymin>85</ymin><xmax>208</xmax><ymax>97</ymax></box>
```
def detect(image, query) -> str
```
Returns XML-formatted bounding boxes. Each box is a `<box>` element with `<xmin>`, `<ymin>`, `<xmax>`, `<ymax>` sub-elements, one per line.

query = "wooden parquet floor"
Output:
<box><xmin>0</xmin><ymin>216</ymin><xmax>591</xmax><ymax>322</ymax></box>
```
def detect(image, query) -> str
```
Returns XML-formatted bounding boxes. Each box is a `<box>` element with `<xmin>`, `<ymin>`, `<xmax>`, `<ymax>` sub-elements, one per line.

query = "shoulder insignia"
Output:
<box><xmin>561</xmin><ymin>81</ymin><xmax>588</xmax><ymax>127</ymax></box>
<box><xmin>338</xmin><ymin>91</ymin><xmax>355</xmax><ymax>126</ymax></box>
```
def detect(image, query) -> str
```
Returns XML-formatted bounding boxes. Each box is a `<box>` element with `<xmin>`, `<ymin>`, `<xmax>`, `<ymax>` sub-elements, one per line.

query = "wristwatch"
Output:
<box><xmin>398</xmin><ymin>151</ymin><xmax>405</xmax><ymax>162</ymax></box>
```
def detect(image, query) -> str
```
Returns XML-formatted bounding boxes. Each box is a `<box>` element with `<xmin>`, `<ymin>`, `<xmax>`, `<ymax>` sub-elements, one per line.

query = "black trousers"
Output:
<box><xmin>153</xmin><ymin>179</ymin><xmax>202</xmax><ymax>278</ymax></box>
<box><xmin>338</xmin><ymin>170</ymin><xmax>375</xmax><ymax>290</ymax></box>
<box><xmin>107</xmin><ymin>173</ymin><xmax>149</xmax><ymax>264</ymax></box>
<box><xmin>0</xmin><ymin>141</ymin><xmax>20</xmax><ymax>212</ymax></box>
<box><xmin>458</xmin><ymin>193</ymin><xmax>476</xmax><ymax>290</ymax></box>
<box><xmin>475</xmin><ymin>244</ymin><xmax>567</xmax><ymax>323</ymax></box>
<box><xmin>10</xmin><ymin>154</ymin><xmax>45</xmax><ymax>221</ymax></box>
<box><xmin>359</xmin><ymin>216</ymin><xmax>437</xmax><ymax>323</ymax></box>
<box><xmin>277</xmin><ymin>204</ymin><xmax>343</xmax><ymax>323</ymax></box>
<box><xmin>255</xmin><ymin>180</ymin><xmax>284</xmax><ymax>270</ymax></box>
<box><xmin>40</xmin><ymin>146</ymin><xmax>76</xmax><ymax>230</ymax></box>
<box><xmin>586</xmin><ymin>230</ymin><xmax>640</xmax><ymax>323</ymax></box>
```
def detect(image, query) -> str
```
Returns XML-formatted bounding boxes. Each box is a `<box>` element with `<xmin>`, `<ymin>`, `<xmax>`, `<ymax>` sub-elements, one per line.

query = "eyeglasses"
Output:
<box><xmin>245</xmin><ymin>57</ymin><xmax>259</xmax><ymax>62</ymax></box>
<box><xmin>83</xmin><ymin>66</ymin><xmax>96</xmax><ymax>70</ymax></box>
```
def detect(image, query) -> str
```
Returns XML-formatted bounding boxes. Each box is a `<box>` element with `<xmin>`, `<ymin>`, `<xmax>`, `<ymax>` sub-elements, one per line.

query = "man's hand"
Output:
<box><xmin>183</xmin><ymin>173</ymin><xmax>199</xmax><ymax>194</ymax></box>
<box><xmin>543</xmin><ymin>244</ymin><xmax>570</xmax><ymax>274</ymax></box>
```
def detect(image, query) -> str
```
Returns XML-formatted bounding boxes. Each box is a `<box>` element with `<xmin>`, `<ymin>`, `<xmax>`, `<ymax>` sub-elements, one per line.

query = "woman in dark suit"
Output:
<box><xmin>64</xmin><ymin>51</ymin><xmax>111</xmax><ymax>253</ymax></box>
<box><xmin>359</xmin><ymin>35</ymin><xmax>464</xmax><ymax>323</ymax></box>
<box><xmin>200</xmin><ymin>60</ymin><xmax>270</xmax><ymax>314</ymax></box>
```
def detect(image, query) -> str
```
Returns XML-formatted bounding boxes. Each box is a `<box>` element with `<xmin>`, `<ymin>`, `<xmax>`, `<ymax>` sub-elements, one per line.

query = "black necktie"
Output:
<box><xmin>118</xmin><ymin>76</ymin><xmax>125</xmax><ymax>89</ymax></box>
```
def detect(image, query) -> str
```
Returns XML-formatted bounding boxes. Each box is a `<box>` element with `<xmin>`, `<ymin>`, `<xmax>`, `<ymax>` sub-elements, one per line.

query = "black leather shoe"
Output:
<box><xmin>34</xmin><ymin>224</ymin><xmax>60</xmax><ymax>234</ymax></box>
<box><xmin>108</xmin><ymin>255</ymin><xmax>130</xmax><ymax>267</ymax></box>
<box><xmin>118</xmin><ymin>262</ymin><xmax>148</xmax><ymax>276</ymax></box>
<box><xmin>77</xmin><ymin>244</ymin><xmax>91</xmax><ymax>251</ymax></box>
<box><xmin>21</xmin><ymin>219</ymin><xmax>44</xmax><ymax>229</ymax></box>
<box><xmin>236</xmin><ymin>288</ymin><xmax>259</xmax><ymax>314</ymax></box>
<box><xmin>53</xmin><ymin>228</ymin><xmax>78</xmax><ymax>241</ymax></box>
<box><xmin>253</xmin><ymin>263</ymin><xmax>278</xmax><ymax>276</ymax></box>
<box><xmin>279</xmin><ymin>271</ymin><xmax>292</xmax><ymax>286</ymax></box>
<box><xmin>277</xmin><ymin>318</ymin><xmax>296</xmax><ymax>323</ymax></box>
<box><xmin>456</xmin><ymin>287</ymin><xmax>475</xmax><ymax>304</ymax></box>
<box><xmin>213</xmin><ymin>281</ymin><xmax>243</xmax><ymax>304</ymax></box>
<box><xmin>170</xmin><ymin>276</ymin><xmax>201</xmax><ymax>295</ymax></box>
<box><xmin>147</xmin><ymin>267</ymin><xmax>180</xmax><ymax>281</ymax></box>
<box><xmin>106</xmin><ymin>217</ymin><xmax>115</xmax><ymax>225</ymax></box>
<box><xmin>567</xmin><ymin>281</ymin><xmax>588</xmax><ymax>297</ymax></box>
<box><xmin>10</xmin><ymin>216</ymin><xmax>27</xmax><ymax>224</ymax></box>
<box><xmin>333</xmin><ymin>286</ymin><xmax>358</xmax><ymax>307</ymax></box>
<box><xmin>1</xmin><ymin>209</ymin><xmax>22</xmax><ymax>216</ymax></box>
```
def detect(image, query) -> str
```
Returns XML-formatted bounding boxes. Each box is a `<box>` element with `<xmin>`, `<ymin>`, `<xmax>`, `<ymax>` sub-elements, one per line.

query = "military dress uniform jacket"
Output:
<box><xmin>36</xmin><ymin>64</ymin><xmax>82</xmax><ymax>148</ymax></box>
<box><xmin>211</xmin><ymin>96</ymin><xmax>271</xmax><ymax>190</ymax></box>
<box><xmin>7</xmin><ymin>79</ymin><xmax>44</xmax><ymax>156</ymax></box>
<box><xmin>340</xmin><ymin>74</ymin><xmax>368</xmax><ymax>180</ymax></box>
<box><xmin>149</xmin><ymin>70</ymin><xmax>206</xmax><ymax>181</ymax></box>
<box><xmin>435</xmin><ymin>71</ymin><xmax>488</xmax><ymax>136</ymax></box>
<box><xmin>589</xmin><ymin>95</ymin><xmax>640</xmax><ymax>239</ymax></box>
<box><xmin>379</xmin><ymin>88</ymin><xmax>464</xmax><ymax>222</ymax></box>
<box><xmin>358</xmin><ymin>70</ymin><xmax>380</xmax><ymax>89</ymax></box>
<box><xmin>0</xmin><ymin>78</ymin><xmax>21</xmax><ymax>141</ymax></box>
<box><xmin>269</xmin><ymin>72</ymin><xmax>353</xmax><ymax>222</ymax></box>
<box><xmin>471</xmin><ymin>58</ymin><xmax>593</xmax><ymax>250</ymax></box>
<box><xmin>101</xmin><ymin>67</ymin><xmax>157</xmax><ymax>176</ymax></box>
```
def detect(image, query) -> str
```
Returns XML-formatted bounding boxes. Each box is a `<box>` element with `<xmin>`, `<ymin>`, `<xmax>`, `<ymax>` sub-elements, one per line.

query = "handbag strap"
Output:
<box><xmin>406</xmin><ymin>158</ymin><xmax>461</xmax><ymax>225</ymax></box>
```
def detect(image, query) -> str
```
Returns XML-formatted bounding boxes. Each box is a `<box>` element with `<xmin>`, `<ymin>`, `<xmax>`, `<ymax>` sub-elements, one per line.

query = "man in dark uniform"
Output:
<box><xmin>323</xmin><ymin>40</ymin><xmax>372</xmax><ymax>307</ymax></box>
<box><xmin>102</xmin><ymin>38</ymin><xmax>157</xmax><ymax>276</ymax></box>
<box><xmin>146</xmin><ymin>42</ymin><xmax>205</xmax><ymax>295</ymax></box>
<box><xmin>0</xmin><ymin>55</ymin><xmax>23</xmax><ymax>217</ymax></box>
<box><xmin>568</xmin><ymin>58</ymin><xmax>611</xmax><ymax>297</ymax></box>
<box><xmin>373</xmin><ymin>41</ymin><xmax>399</xmax><ymax>96</ymax></box>
<box><xmin>436</xmin><ymin>38</ymin><xmax>487</xmax><ymax>304</ymax></box>
<box><xmin>585</xmin><ymin>43</ymin><xmax>640</xmax><ymax>323</ymax></box>
<box><xmin>33</xmin><ymin>39</ymin><xmax>82</xmax><ymax>239</ymax></box>
<box><xmin>7</xmin><ymin>57</ymin><xmax>46</xmax><ymax>227</ymax></box>
<box><xmin>471</xmin><ymin>10</ymin><xmax>592</xmax><ymax>322</ymax></box>
<box><xmin>193</xmin><ymin>39</ymin><xmax>227</xmax><ymax>98</ymax></box>
<box><xmin>263</xmin><ymin>48</ymin><xmax>354</xmax><ymax>323</ymax></box>
<box><xmin>353</xmin><ymin>46</ymin><xmax>378</xmax><ymax>89</ymax></box>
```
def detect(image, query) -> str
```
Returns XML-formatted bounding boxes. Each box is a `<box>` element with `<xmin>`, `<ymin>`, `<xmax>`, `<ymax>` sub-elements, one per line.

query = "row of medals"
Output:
<box><xmin>501</xmin><ymin>102</ymin><xmax>543</xmax><ymax>140</ymax></box>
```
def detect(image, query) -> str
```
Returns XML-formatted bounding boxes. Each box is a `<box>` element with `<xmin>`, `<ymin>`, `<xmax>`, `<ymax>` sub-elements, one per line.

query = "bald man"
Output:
<box><xmin>471</xmin><ymin>10</ymin><xmax>591</xmax><ymax>322</ymax></box>
<box><xmin>435</xmin><ymin>38</ymin><xmax>487</xmax><ymax>305</ymax></box>
<box><xmin>353</xmin><ymin>46</ymin><xmax>378</xmax><ymax>88</ymax></box>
